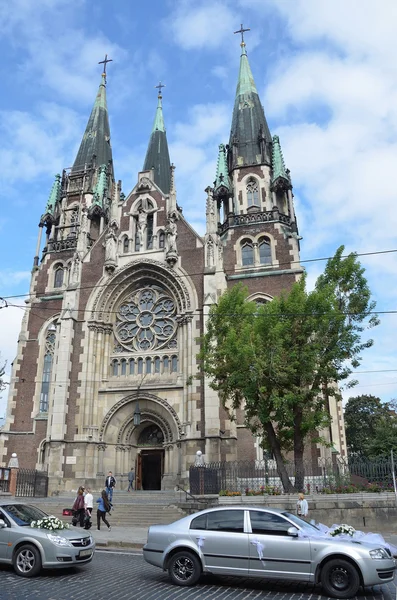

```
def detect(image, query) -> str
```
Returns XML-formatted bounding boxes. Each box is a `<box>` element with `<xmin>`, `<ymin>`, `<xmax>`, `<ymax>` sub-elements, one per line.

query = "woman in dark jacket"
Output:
<box><xmin>96</xmin><ymin>489</ymin><xmax>111</xmax><ymax>531</ymax></box>
<box><xmin>72</xmin><ymin>486</ymin><xmax>85</xmax><ymax>527</ymax></box>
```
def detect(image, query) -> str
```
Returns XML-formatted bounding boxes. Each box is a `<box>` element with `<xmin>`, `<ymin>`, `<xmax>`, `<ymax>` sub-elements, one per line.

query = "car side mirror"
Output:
<box><xmin>0</xmin><ymin>519</ymin><xmax>7</xmax><ymax>529</ymax></box>
<box><xmin>287</xmin><ymin>526</ymin><xmax>299</xmax><ymax>537</ymax></box>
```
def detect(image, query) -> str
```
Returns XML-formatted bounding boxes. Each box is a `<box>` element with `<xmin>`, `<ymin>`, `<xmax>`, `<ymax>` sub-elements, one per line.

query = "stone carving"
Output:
<box><xmin>165</xmin><ymin>213</ymin><xmax>178</xmax><ymax>266</ymax></box>
<box><xmin>206</xmin><ymin>237</ymin><xmax>215</xmax><ymax>267</ymax></box>
<box><xmin>132</xmin><ymin>200</ymin><xmax>157</xmax><ymax>249</ymax></box>
<box><xmin>90</xmin><ymin>258</ymin><xmax>192</xmax><ymax>320</ymax></box>
<box><xmin>137</xmin><ymin>176</ymin><xmax>152</xmax><ymax>190</ymax></box>
<box><xmin>115</xmin><ymin>286</ymin><xmax>177</xmax><ymax>352</ymax></box>
<box><xmin>104</xmin><ymin>224</ymin><xmax>118</xmax><ymax>272</ymax></box>
<box><xmin>71</xmin><ymin>252</ymin><xmax>81</xmax><ymax>284</ymax></box>
<box><xmin>99</xmin><ymin>391</ymin><xmax>182</xmax><ymax>441</ymax></box>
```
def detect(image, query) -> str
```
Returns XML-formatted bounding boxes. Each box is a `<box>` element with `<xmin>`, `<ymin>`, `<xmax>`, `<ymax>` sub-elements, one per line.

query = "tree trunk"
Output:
<box><xmin>293</xmin><ymin>407</ymin><xmax>305</xmax><ymax>492</ymax></box>
<box><xmin>264</xmin><ymin>421</ymin><xmax>295</xmax><ymax>493</ymax></box>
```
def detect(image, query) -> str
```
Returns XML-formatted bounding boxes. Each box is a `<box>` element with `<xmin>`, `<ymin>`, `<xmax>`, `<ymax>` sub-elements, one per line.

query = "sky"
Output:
<box><xmin>1</xmin><ymin>0</ymin><xmax>397</xmax><ymax>417</ymax></box>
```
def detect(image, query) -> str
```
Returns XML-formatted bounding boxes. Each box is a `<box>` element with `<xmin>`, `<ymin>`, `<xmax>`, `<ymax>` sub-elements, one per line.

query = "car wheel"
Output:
<box><xmin>13</xmin><ymin>544</ymin><xmax>42</xmax><ymax>577</ymax></box>
<box><xmin>321</xmin><ymin>558</ymin><xmax>360</xmax><ymax>599</ymax></box>
<box><xmin>168</xmin><ymin>550</ymin><xmax>201</xmax><ymax>586</ymax></box>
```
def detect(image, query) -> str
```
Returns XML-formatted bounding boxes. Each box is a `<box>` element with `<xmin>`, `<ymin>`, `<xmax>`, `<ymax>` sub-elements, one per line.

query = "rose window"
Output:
<box><xmin>115</xmin><ymin>287</ymin><xmax>177</xmax><ymax>352</ymax></box>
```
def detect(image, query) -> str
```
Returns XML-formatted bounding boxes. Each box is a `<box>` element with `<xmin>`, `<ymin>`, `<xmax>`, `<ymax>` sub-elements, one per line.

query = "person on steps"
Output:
<box><xmin>96</xmin><ymin>489</ymin><xmax>111</xmax><ymax>531</ymax></box>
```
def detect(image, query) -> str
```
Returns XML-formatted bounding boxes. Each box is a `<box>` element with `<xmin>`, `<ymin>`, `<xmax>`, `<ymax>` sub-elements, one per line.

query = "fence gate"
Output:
<box><xmin>15</xmin><ymin>469</ymin><xmax>48</xmax><ymax>498</ymax></box>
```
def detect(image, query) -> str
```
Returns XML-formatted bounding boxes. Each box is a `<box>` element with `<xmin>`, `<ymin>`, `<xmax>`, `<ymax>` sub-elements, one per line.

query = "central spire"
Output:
<box><xmin>72</xmin><ymin>60</ymin><xmax>113</xmax><ymax>173</ymax></box>
<box><xmin>143</xmin><ymin>83</ymin><xmax>171</xmax><ymax>194</ymax></box>
<box><xmin>229</xmin><ymin>27</ymin><xmax>272</xmax><ymax>171</ymax></box>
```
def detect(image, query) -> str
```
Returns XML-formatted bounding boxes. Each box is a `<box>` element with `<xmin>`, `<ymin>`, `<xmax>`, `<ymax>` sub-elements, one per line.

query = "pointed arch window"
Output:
<box><xmin>246</xmin><ymin>178</ymin><xmax>259</xmax><ymax>207</ymax></box>
<box><xmin>39</xmin><ymin>323</ymin><xmax>56</xmax><ymax>413</ymax></box>
<box><xmin>159</xmin><ymin>231</ymin><xmax>165</xmax><ymax>249</ymax></box>
<box><xmin>259</xmin><ymin>237</ymin><xmax>272</xmax><ymax>265</ymax></box>
<box><xmin>69</xmin><ymin>207</ymin><xmax>79</xmax><ymax>237</ymax></box>
<box><xmin>54</xmin><ymin>265</ymin><xmax>64</xmax><ymax>288</ymax></box>
<box><xmin>241</xmin><ymin>240</ymin><xmax>254</xmax><ymax>266</ymax></box>
<box><xmin>123</xmin><ymin>236</ymin><xmax>129</xmax><ymax>253</ymax></box>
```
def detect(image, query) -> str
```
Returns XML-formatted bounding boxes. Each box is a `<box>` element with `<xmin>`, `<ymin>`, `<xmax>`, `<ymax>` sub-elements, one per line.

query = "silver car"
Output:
<box><xmin>0</xmin><ymin>503</ymin><xmax>95</xmax><ymax>577</ymax></box>
<box><xmin>143</xmin><ymin>506</ymin><xmax>396</xmax><ymax>598</ymax></box>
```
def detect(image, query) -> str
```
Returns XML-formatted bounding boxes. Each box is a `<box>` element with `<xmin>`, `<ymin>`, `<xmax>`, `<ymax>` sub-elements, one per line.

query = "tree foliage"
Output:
<box><xmin>345</xmin><ymin>395</ymin><xmax>397</xmax><ymax>458</ymax></box>
<box><xmin>200</xmin><ymin>246</ymin><xmax>378</xmax><ymax>492</ymax></box>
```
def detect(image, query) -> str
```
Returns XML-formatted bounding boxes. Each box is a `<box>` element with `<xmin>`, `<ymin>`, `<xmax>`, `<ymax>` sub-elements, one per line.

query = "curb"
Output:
<box><xmin>95</xmin><ymin>541</ymin><xmax>144</xmax><ymax>550</ymax></box>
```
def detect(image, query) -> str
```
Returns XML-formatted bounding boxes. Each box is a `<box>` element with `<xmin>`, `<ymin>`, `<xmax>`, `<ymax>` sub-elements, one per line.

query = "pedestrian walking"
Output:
<box><xmin>72</xmin><ymin>486</ymin><xmax>85</xmax><ymax>527</ymax></box>
<box><xmin>84</xmin><ymin>487</ymin><xmax>93</xmax><ymax>515</ymax></box>
<box><xmin>127</xmin><ymin>468</ymin><xmax>135</xmax><ymax>492</ymax></box>
<box><xmin>105</xmin><ymin>471</ymin><xmax>116</xmax><ymax>503</ymax></box>
<box><xmin>296</xmin><ymin>492</ymin><xmax>309</xmax><ymax>520</ymax></box>
<box><xmin>96</xmin><ymin>490</ymin><xmax>111</xmax><ymax>531</ymax></box>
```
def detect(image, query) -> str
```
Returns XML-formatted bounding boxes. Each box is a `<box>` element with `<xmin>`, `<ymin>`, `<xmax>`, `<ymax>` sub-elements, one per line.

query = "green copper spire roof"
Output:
<box><xmin>214</xmin><ymin>143</ymin><xmax>231</xmax><ymax>193</ymax></box>
<box><xmin>143</xmin><ymin>90</ymin><xmax>171</xmax><ymax>194</ymax></box>
<box><xmin>152</xmin><ymin>93</ymin><xmax>165</xmax><ymax>133</ymax></box>
<box><xmin>271</xmin><ymin>135</ymin><xmax>289</xmax><ymax>184</ymax></box>
<box><xmin>235</xmin><ymin>43</ymin><xmax>258</xmax><ymax>97</ymax></box>
<box><xmin>72</xmin><ymin>74</ymin><xmax>113</xmax><ymax>172</ymax></box>
<box><xmin>229</xmin><ymin>41</ymin><xmax>272</xmax><ymax>170</ymax></box>
<box><xmin>41</xmin><ymin>174</ymin><xmax>61</xmax><ymax>222</ymax></box>
<box><xmin>92</xmin><ymin>164</ymin><xmax>108</xmax><ymax>207</ymax></box>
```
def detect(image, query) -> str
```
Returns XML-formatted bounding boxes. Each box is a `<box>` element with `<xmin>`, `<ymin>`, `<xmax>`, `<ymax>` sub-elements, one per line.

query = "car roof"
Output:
<box><xmin>192</xmin><ymin>506</ymin><xmax>288</xmax><ymax>516</ymax></box>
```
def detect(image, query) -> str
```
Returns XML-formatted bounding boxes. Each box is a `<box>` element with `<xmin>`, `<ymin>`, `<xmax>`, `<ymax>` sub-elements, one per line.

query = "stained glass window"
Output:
<box><xmin>115</xmin><ymin>287</ymin><xmax>177</xmax><ymax>352</ymax></box>
<box><xmin>137</xmin><ymin>425</ymin><xmax>164</xmax><ymax>446</ymax></box>
<box><xmin>39</xmin><ymin>325</ymin><xmax>56</xmax><ymax>412</ymax></box>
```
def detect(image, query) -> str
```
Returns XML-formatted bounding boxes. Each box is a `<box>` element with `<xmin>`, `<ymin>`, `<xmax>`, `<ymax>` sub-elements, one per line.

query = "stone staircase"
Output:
<box><xmin>28</xmin><ymin>491</ymin><xmax>188</xmax><ymax>528</ymax></box>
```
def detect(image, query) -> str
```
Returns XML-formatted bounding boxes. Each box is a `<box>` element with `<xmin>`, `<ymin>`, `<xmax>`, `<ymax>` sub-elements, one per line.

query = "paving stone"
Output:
<box><xmin>0</xmin><ymin>551</ymin><xmax>394</xmax><ymax>600</ymax></box>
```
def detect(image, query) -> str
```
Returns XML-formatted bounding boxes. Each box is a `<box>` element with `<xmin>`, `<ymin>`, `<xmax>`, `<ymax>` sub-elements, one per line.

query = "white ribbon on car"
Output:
<box><xmin>297</xmin><ymin>523</ymin><xmax>397</xmax><ymax>556</ymax></box>
<box><xmin>196</xmin><ymin>536</ymin><xmax>205</xmax><ymax>550</ymax></box>
<box><xmin>251</xmin><ymin>538</ymin><xmax>266</xmax><ymax>563</ymax></box>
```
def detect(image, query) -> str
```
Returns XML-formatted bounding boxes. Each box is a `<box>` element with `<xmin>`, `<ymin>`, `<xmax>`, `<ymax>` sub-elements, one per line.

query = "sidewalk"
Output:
<box><xmin>87</xmin><ymin>525</ymin><xmax>148</xmax><ymax>550</ymax></box>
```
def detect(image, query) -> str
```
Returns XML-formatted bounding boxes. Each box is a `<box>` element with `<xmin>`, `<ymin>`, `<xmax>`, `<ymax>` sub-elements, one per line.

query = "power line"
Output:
<box><xmin>6</xmin><ymin>301</ymin><xmax>397</xmax><ymax>319</ymax></box>
<box><xmin>1</xmin><ymin>246</ymin><xmax>397</xmax><ymax>301</ymax></box>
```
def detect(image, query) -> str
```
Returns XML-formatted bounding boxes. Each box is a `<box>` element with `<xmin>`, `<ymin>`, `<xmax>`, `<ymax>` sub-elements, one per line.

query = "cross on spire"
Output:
<box><xmin>155</xmin><ymin>81</ymin><xmax>166</xmax><ymax>96</ymax></box>
<box><xmin>234</xmin><ymin>23</ymin><xmax>250</xmax><ymax>44</ymax></box>
<box><xmin>98</xmin><ymin>54</ymin><xmax>113</xmax><ymax>81</ymax></box>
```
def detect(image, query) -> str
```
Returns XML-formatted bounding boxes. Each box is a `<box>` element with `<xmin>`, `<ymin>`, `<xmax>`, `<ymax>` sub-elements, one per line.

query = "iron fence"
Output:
<box><xmin>189</xmin><ymin>456</ymin><xmax>396</xmax><ymax>495</ymax></box>
<box><xmin>15</xmin><ymin>469</ymin><xmax>49</xmax><ymax>498</ymax></box>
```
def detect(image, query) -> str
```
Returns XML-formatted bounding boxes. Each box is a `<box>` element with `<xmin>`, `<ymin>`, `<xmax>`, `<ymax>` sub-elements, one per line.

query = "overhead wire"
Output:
<box><xmin>1</xmin><ymin>246</ymin><xmax>397</xmax><ymax>301</ymax></box>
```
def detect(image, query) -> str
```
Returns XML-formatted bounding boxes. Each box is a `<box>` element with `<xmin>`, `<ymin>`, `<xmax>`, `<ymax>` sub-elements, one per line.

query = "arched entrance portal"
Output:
<box><xmin>136</xmin><ymin>424</ymin><xmax>164</xmax><ymax>490</ymax></box>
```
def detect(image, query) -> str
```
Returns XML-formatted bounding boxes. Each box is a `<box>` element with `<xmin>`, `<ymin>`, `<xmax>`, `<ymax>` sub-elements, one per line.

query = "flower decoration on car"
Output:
<box><xmin>30</xmin><ymin>516</ymin><xmax>69</xmax><ymax>530</ymax></box>
<box><xmin>115</xmin><ymin>287</ymin><xmax>177</xmax><ymax>352</ymax></box>
<box><xmin>330</xmin><ymin>524</ymin><xmax>356</xmax><ymax>537</ymax></box>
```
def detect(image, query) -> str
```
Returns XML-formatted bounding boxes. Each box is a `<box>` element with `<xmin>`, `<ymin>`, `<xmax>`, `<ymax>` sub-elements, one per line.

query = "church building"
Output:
<box><xmin>0</xmin><ymin>37</ymin><xmax>346</xmax><ymax>492</ymax></box>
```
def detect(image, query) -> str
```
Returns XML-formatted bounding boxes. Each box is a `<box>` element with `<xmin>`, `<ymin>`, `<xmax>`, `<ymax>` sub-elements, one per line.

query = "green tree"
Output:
<box><xmin>344</xmin><ymin>395</ymin><xmax>390</xmax><ymax>457</ymax></box>
<box><xmin>200</xmin><ymin>246</ymin><xmax>378</xmax><ymax>492</ymax></box>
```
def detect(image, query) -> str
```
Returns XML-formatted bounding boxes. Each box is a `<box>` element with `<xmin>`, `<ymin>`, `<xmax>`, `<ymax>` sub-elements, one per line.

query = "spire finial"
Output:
<box><xmin>155</xmin><ymin>81</ymin><xmax>166</xmax><ymax>97</ymax></box>
<box><xmin>234</xmin><ymin>23</ymin><xmax>250</xmax><ymax>47</ymax></box>
<box><xmin>98</xmin><ymin>54</ymin><xmax>113</xmax><ymax>83</ymax></box>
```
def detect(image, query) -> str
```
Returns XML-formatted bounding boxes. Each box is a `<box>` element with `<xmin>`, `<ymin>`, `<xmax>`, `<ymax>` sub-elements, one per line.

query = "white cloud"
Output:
<box><xmin>165</xmin><ymin>1</ymin><xmax>237</xmax><ymax>50</ymax></box>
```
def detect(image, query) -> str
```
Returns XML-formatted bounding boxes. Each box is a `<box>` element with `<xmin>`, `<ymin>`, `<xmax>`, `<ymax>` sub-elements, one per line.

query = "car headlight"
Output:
<box><xmin>47</xmin><ymin>533</ymin><xmax>73</xmax><ymax>547</ymax></box>
<box><xmin>370</xmin><ymin>548</ymin><xmax>389</xmax><ymax>559</ymax></box>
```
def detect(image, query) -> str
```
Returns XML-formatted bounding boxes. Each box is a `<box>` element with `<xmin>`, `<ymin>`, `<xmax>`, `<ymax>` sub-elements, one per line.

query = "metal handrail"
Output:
<box><xmin>175</xmin><ymin>485</ymin><xmax>206</xmax><ymax>503</ymax></box>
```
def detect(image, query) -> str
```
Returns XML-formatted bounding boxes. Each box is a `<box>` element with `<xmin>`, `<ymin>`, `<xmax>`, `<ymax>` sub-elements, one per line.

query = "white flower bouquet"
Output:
<box><xmin>30</xmin><ymin>516</ymin><xmax>69</xmax><ymax>531</ymax></box>
<box><xmin>330</xmin><ymin>524</ymin><xmax>356</xmax><ymax>537</ymax></box>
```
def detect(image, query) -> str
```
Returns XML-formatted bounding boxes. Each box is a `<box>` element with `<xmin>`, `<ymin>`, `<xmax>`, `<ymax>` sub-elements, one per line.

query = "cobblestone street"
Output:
<box><xmin>0</xmin><ymin>550</ymin><xmax>395</xmax><ymax>600</ymax></box>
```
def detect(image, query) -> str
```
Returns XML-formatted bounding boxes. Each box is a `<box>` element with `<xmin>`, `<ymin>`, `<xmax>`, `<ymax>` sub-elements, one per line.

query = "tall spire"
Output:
<box><xmin>214</xmin><ymin>143</ymin><xmax>231</xmax><ymax>193</ymax></box>
<box><xmin>229</xmin><ymin>27</ymin><xmax>272</xmax><ymax>171</ymax></box>
<box><xmin>72</xmin><ymin>64</ymin><xmax>113</xmax><ymax>173</ymax></box>
<box><xmin>271</xmin><ymin>135</ymin><xmax>290</xmax><ymax>186</ymax></box>
<box><xmin>143</xmin><ymin>83</ymin><xmax>171</xmax><ymax>194</ymax></box>
<box><xmin>40</xmin><ymin>174</ymin><xmax>61</xmax><ymax>224</ymax></box>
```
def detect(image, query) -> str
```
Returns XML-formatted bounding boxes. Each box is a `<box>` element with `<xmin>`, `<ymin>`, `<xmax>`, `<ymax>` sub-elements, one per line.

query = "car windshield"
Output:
<box><xmin>282</xmin><ymin>512</ymin><xmax>320</xmax><ymax>531</ymax></box>
<box><xmin>1</xmin><ymin>504</ymin><xmax>48</xmax><ymax>526</ymax></box>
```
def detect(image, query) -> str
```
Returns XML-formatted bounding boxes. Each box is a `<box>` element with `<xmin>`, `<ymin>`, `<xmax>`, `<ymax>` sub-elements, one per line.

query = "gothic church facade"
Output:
<box><xmin>0</xmin><ymin>40</ymin><xmax>346</xmax><ymax>492</ymax></box>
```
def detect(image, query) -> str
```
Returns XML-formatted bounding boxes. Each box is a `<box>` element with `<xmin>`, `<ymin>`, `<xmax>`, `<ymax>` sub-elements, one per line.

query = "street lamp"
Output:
<box><xmin>133</xmin><ymin>403</ymin><xmax>141</xmax><ymax>426</ymax></box>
